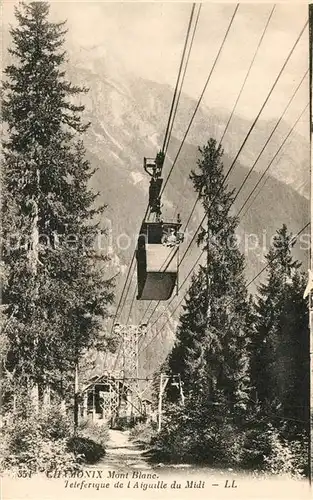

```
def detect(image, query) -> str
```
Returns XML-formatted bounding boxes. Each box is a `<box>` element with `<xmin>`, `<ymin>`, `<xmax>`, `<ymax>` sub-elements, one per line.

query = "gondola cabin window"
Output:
<box><xmin>136</xmin><ymin>221</ymin><xmax>182</xmax><ymax>300</ymax></box>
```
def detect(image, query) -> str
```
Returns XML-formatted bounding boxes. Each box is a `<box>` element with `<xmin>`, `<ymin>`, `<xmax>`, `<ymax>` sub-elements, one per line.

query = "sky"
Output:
<box><xmin>2</xmin><ymin>1</ymin><xmax>310</xmax><ymax>138</ymax></box>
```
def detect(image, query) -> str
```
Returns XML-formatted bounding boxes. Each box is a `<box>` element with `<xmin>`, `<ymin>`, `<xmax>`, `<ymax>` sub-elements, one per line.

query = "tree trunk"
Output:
<box><xmin>43</xmin><ymin>384</ymin><xmax>51</xmax><ymax>407</ymax></box>
<box><xmin>30</xmin><ymin>382</ymin><xmax>39</xmax><ymax>413</ymax></box>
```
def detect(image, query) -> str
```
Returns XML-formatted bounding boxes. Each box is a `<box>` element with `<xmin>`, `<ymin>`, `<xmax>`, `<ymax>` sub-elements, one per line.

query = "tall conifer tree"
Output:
<box><xmin>167</xmin><ymin>138</ymin><xmax>251</xmax><ymax>413</ymax></box>
<box><xmin>250</xmin><ymin>226</ymin><xmax>309</xmax><ymax>435</ymax></box>
<box><xmin>1</xmin><ymin>2</ymin><xmax>114</xmax><ymax>399</ymax></box>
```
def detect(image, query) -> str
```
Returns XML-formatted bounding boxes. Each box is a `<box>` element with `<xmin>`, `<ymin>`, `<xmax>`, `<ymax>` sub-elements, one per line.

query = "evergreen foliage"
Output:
<box><xmin>1</xmin><ymin>2</ymin><xmax>308</xmax><ymax>477</ymax></box>
<box><xmin>250</xmin><ymin>225</ymin><xmax>309</xmax><ymax>437</ymax></box>
<box><xmin>1</xmin><ymin>1</ymin><xmax>114</xmax><ymax>400</ymax></box>
<box><xmin>167</xmin><ymin>138</ymin><xmax>251</xmax><ymax>413</ymax></box>
<box><xmin>157</xmin><ymin>141</ymin><xmax>308</xmax><ymax>474</ymax></box>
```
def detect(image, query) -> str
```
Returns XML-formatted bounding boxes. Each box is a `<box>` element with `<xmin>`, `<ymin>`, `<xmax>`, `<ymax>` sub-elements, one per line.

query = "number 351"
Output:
<box><xmin>17</xmin><ymin>470</ymin><xmax>32</xmax><ymax>478</ymax></box>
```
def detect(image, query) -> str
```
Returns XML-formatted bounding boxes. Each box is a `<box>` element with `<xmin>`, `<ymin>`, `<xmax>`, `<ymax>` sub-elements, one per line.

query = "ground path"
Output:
<box><xmin>96</xmin><ymin>429</ymin><xmax>153</xmax><ymax>471</ymax></box>
<box><xmin>86</xmin><ymin>429</ymin><xmax>309</xmax><ymax>500</ymax></box>
<box><xmin>2</xmin><ymin>429</ymin><xmax>308</xmax><ymax>500</ymax></box>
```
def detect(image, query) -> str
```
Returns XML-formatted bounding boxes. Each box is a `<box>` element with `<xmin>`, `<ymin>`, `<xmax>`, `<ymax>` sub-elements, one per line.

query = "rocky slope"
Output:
<box><xmin>64</xmin><ymin>45</ymin><xmax>309</xmax><ymax>375</ymax></box>
<box><xmin>1</xmin><ymin>38</ymin><xmax>310</xmax><ymax>375</ymax></box>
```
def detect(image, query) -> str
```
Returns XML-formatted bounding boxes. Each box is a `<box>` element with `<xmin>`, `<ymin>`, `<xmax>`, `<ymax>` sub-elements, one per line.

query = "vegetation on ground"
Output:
<box><xmin>147</xmin><ymin>140</ymin><xmax>309</xmax><ymax>479</ymax></box>
<box><xmin>0</xmin><ymin>2</ymin><xmax>309</xmax><ymax>479</ymax></box>
<box><xmin>1</xmin><ymin>1</ymin><xmax>113</xmax><ymax>474</ymax></box>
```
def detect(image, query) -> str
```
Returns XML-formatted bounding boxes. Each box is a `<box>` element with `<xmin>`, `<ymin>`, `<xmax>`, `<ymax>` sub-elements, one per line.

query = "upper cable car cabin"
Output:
<box><xmin>136</xmin><ymin>221</ymin><xmax>182</xmax><ymax>301</ymax></box>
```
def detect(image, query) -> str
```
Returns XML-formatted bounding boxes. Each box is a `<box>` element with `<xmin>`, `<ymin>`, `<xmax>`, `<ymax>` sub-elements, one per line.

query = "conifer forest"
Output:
<box><xmin>0</xmin><ymin>0</ymin><xmax>311</xmax><ymax>488</ymax></box>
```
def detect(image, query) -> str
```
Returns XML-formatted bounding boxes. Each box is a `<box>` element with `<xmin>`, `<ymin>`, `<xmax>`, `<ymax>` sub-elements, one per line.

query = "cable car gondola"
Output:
<box><xmin>136</xmin><ymin>153</ymin><xmax>183</xmax><ymax>301</ymax></box>
<box><xmin>136</xmin><ymin>220</ymin><xmax>182</xmax><ymax>300</ymax></box>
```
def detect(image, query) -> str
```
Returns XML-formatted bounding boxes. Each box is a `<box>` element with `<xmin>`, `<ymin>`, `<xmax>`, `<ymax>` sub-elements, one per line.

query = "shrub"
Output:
<box><xmin>67</xmin><ymin>436</ymin><xmax>105</xmax><ymax>464</ymax></box>
<box><xmin>129</xmin><ymin>420</ymin><xmax>157</xmax><ymax>446</ymax></box>
<box><xmin>1</xmin><ymin>423</ymin><xmax>78</xmax><ymax>475</ymax></box>
<box><xmin>195</xmin><ymin>420</ymin><xmax>245</xmax><ymax>466</ymax></box>
<box><xmin>240</xmin><ymin>426</ymin><xmax>272</xmax><ymax>470</ymax></box>
<box><xmin>0</xmin><ymin>399</ymin><xmax>78</xmax><ymax>475</ymax></box>
<box><xmin>153</xmin><ymin>401</ymin><xmax>246</xmax><ymax>466</ymax></box>
<box><xmin>152</xmin><ymin>403</ymin><xmax>200</xmax><ymax>463</ymax></box>
<box><xmin>1</xmin><ymin>396</ymin><xmax>109</xmax><ymax>475</ymax></box>
<box><xmin>263</xmin><ymin>427</ymin><xmax>308</xmax><ymax>479</ymax></box>
<box><xmin>152</xmin><ymin>399</ymin><xmax>308</xmax><ymax>477</ymax></box>
<box><xmin>78</xmin><ymin>420</ymin><xmax>109</xmax><ymax>448</ymax></box>
<box><xmin>240</xmin><ymin>421</ymin><xmax>308</xmax><ymax>478</ymax></box>
<box><xmin>39</xmin><ymin>404</ymin><xmax>72</xmax><ymax>441</ymax></box>
<box><xmin>114</xmin><ymin>417</ymin><xmax>136</xmax><ymax>430</ymax></box>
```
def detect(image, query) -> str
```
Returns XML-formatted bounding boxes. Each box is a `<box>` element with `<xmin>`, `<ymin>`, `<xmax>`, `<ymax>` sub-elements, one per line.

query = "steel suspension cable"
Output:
<box><xmin>142</xmin><ymin>90</ymin><xmax>307</xmax><ymax>331</ymax></box>
<box><xmin>245</xmin><ymin>222</ymin><xmax>310</xmax><ymax>287</ymax></box>
<box><xmin>171</xmin><ymin>5</ymin><xmax>277</xmax><ymax>231</ymax></box>
<box><xmin>109</xmin><ymin>252</ymin><xmax>136</xmax><ymax>336</ymax></box>
<box><xmin>137</xmin><ymin>3</ymin><xmax>237</xmax><ymax>326</ymax></box>
<box><xmin>142</xmin><ymin>92</ymin><xmax>307</xmax><ymax>332</ymax></box>
<box><xmin>164</xmin><ymin>3</ymin><xmax>202</xmax><ymax>155</ymax></box>
<box><xmin>160</xmin><ymin>4</ymin><xmax>240</xmax><ymax>197</ymax></box>
<box><xmin>231</xmin><ymin>70</ymin><xmax>308</xmax><ymax>205</ymax></box>
<box><xmin>239</xmin><ymin>175</ymin><xmax>271</xmax><ymax>220</ymax></box>
<box><xmin>219</xmin><ymin>4</ymin><xmax>276</xmax><ymax>145</ymax></box>
<box><xmin>237</xmin><ymin>102</ymin><xmax>309</xmax><ymax>216</ymax></box>
<box><xmin>124</xmin><ymin>15</ymin><xmax>308</xmax><ymax>352</ymax></box>
<box><xmin>139</xmin><ymin>102</ymin><xmax>308</xmax><ymax>348</ymax></box>
<box><xmin>174</xmin><ymin>24</ymin><xmax>308</xmax><ymax>274</ymax></box>
<box><xmin>140</xmin><ymin>220</ymin><xmax>310</xmax><ymax>355</ymax></box>
<box><xmin>162</xmin><ymin>3</ymin><xmax>196</xmax><ymax>154</ymax></box>
<box><xmin>114</xmin><ymin>4</ymin><xmax>197</xmax><ymax>329</ymax></box>
<box><xmin>220</xmin><ymin>21</ymin><xmax>308</xmax><ymax>186</ymax></box>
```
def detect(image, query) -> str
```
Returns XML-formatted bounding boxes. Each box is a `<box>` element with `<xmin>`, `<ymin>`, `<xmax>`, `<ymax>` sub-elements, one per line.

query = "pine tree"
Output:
<box><xmin>1</xmin><ymin>2</ymin><xmax>114</xmax><ymax>402</ymax></box>
<box><xmin>166</xmin><ymin>268</ymin><xmax>207</xmax><ymax>398</ymax></box>
<box><xmin>250</xmin><ymin>225</ymin><xmax>309</xmax><ymax>436</ymax></box>
<box><xmin>167</xmin><ymin>138</ymin><xmax>251</xmax><ymax>414</ymax></box>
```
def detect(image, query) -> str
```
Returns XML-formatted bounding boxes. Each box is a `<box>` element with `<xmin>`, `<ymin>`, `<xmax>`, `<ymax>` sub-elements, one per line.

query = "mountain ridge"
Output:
<box><xmin>1</xmin><ymin>36</ymin><xmax>309</xmax><ymax>375</ymax></box>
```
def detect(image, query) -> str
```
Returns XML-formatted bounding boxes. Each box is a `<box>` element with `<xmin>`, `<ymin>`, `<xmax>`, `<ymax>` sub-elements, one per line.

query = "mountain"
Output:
<box><xmin>63</xmin><ymin>45</ymin><xmax>310</xmax><ymax>376</ymax></box>
<box><xmin>1</xmin><ymin>38</ymin><xmax>310</xmax><ymax>377</ymax></box>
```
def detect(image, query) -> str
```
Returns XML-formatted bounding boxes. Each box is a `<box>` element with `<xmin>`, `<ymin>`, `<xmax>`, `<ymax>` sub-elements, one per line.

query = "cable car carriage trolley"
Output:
<box><xmin>136</xmin><ymin>152</ymin><xmax>184</xmax><ymax>301</ymax></box>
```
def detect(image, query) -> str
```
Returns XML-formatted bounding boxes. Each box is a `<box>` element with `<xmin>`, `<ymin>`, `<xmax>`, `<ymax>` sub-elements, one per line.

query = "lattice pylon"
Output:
<box><xmin>110</xmin><ymin>324</ymin><xmax>148</xmax><ymax>416</ymax></box>
<box><xmin>122</xmin><ymin>325</ymin><xmax>139</xmax><ymax>380</ymax></box>
<box><xmin>100</xmin><ymin>378</ymin><xmax>120</xmax><ymax>420</ymax></box>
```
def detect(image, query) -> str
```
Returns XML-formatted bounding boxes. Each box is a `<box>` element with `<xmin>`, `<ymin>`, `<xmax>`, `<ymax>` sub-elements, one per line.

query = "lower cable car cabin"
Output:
<box><xmin>136</xmin><ymin>221</ymin><xmax>182</xmax><ymax>301</ymax></box>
